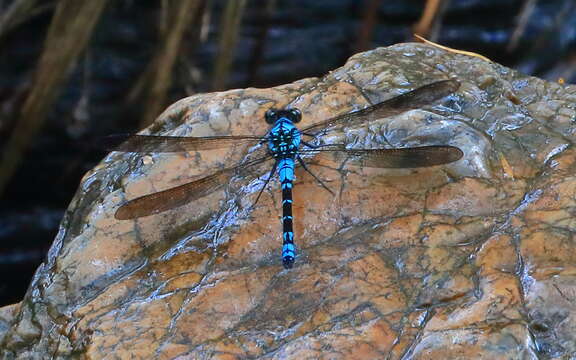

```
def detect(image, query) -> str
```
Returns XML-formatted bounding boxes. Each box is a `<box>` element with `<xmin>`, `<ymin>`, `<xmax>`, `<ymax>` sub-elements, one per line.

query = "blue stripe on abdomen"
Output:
<box><xmin>278</xmin><ymin>158</ymin><xmax>295</xmax><ymax>183</ymax></box>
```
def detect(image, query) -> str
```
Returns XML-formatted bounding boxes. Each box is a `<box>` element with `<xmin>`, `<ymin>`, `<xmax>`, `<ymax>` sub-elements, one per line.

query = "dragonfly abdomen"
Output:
<box><xmin>278</xmin><ymin>157</ymin><xmax>296</xmax><ymax>269</ymax></box>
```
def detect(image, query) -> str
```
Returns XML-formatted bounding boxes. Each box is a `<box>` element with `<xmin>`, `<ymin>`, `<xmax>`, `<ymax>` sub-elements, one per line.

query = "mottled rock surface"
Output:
<box><xmin>1</xmin><ymin>43</ymin><xmax>575</xmax><ymax>359</ymax></box>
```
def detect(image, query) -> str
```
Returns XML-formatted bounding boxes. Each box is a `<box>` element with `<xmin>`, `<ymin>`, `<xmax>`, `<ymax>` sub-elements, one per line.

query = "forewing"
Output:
<box><xmin>301</xmin><ymin>79</ymin><xmax>460</xmax><ymax>134</ymax></box>
<box><xmin>101</xmin><ymin>134</ymin><xmax>263</xmax><ymax>152</ymax></box>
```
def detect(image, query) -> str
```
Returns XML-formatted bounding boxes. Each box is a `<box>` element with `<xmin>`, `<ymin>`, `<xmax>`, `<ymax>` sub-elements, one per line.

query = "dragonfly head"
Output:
<box><xmin>265</xmin><ymin>108</ymin><xmax>302</xmax><ymax>124</ymax></box>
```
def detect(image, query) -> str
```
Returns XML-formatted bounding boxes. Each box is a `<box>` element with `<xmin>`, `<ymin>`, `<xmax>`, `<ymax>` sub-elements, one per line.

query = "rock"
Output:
<box><xmin>1</xmin><ymin>43</ymin><xmax>575</xmax><ymax>359</ymax></box>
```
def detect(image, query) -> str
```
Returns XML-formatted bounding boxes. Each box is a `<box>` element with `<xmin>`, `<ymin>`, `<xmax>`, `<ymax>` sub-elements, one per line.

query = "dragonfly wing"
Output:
<box><xmin>301</xmin><ymin>79</ymin><xmax>460</xmax><ymax>134</ymax></box>
<box><xmin>301</xmin><ymin>145</ymin><xmax>463</xmax><ymax>168</ymax></box>
<box><xmin>115</xmin><ymin>155</ymin><xmax>272</xmax><ymax>219</ymax></box>
<box><xmin>102</xmin><ymin>134</ymin><xmax>264</xmax><ymax>152</ymax></box>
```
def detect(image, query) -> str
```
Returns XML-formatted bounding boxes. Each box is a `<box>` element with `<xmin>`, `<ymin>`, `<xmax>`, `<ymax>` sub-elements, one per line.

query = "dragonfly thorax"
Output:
<box><xmin>268</xmin><ymin>117</ymin><xmax>302</xmax><ymax>159</ymax></box>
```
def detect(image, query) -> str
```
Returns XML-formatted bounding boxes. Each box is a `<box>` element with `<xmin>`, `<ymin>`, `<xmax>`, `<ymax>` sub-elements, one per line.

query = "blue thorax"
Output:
<box><xmin>267</xmin><ymin>117</ymin><xmax>301</xmax><ymax>159</ymax></box>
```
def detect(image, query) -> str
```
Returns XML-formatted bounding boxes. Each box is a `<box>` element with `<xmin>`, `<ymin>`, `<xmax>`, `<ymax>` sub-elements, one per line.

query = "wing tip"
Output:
<box><xmin>114</xmin><ymin>207</ymin><xmax>133</xmax><ymax>220</ymax></box>
<box><xmin>448</xmin><ymin>145</ymin><xmax>464</xmax><ymax>162</ymax></box>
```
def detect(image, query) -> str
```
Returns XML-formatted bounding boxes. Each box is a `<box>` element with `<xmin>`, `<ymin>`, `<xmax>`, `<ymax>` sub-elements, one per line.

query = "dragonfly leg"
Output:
<box><xmin>296</xmin><ymin>155</ymin><xmax>334</xmax><ymax>195</ymax></box>
<box><xmin>252</xmin><ymin>160</ymin><xmax>278</xmax><ymax>208</ymax></box>
<box><xmin>301</xmin><ymin>132</ymin><xmax>319</xmax><ymax>138</ymax></box>
<box><xmin>302</xmin><ymin>141</ymin><xmax>347</xmax><ymax>150</ymax></box>
<box><xmin>301</xmin><ymin>140</ymin><xmax>319</xmax><ymax>149</ymax></box>
<box><xmin>258</xmin><ymin>136</ymin><xmax>269</xmax><ymax>146</ymax></box>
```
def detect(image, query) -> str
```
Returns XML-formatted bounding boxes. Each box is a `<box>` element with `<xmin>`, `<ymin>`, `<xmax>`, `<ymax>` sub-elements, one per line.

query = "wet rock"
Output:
<box><xmin>1</xmin><ymin>43</ymin><xmax>575</xmax><ymax>359</ymax></box>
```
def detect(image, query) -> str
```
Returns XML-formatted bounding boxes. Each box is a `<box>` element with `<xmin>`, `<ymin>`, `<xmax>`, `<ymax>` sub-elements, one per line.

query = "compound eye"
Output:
<box><xmin>290</xmin><ymin>108</ymin><xmax>302</xmax><ymax>123</ymax></box>
<box><xmin>265</xmin><ymin>109</ymin><xmax>277</xmax><ymax>124</ymax></box>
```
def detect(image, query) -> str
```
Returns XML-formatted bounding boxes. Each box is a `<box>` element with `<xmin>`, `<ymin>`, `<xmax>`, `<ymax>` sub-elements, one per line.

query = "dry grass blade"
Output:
<box><xmin>507</xmin><ymin>0</ymin><xmax>537</xmax><ymax>52</ymax></box>
<box><xmin>355</xmin><ymin>0</ymin><xmax>380</xmax><ymax>52</ymax></box>
<box><xmin>0</xmin><ymin>0</ymin><xmax>109</xmax><ymax>196</ymax></box>
<box><xmin>0</xmin><ymin>0</ymin><xmax>44</xmax><ymax>40</ymax></box>
<box><xmin>413</xmin><ymin>0</ymin><xmax>449</xmax><ymax>41</ymax></box>
<box><xmin>211</xmin><ymin>0</ymin><xmax>247</xmax><ymax>90</ymax></box>
<box><xmin>414</xmin><ymin>34</ymin><xmax>492</xmax><ymax>62</ymax></box>
<box><xmin>135</xmin><ymin>0</ymin><xmax>201</xmax><ymax>127</ymax></box>
<box><xmin>247</xmin><ymin>0</ymin><xmax>277</xmax><ymax>84</ymax></box>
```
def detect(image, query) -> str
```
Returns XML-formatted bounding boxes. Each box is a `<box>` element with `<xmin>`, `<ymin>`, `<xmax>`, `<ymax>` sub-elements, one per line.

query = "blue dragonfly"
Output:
<box><xmin>104</xmin><ymin>79</ymin><xmax>463</xmax><ymax>269</ymax></box>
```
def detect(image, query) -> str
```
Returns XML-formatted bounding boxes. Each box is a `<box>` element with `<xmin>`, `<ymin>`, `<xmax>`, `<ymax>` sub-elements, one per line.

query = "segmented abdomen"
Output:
<box><xmin>278</xmin><ymin>158</ymin><xmax>295</xmax><ymax>268</ymax></box>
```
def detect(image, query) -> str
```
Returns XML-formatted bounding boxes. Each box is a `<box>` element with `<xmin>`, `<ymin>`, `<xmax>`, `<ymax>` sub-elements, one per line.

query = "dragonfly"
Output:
<box><xmin>104</xmin><ymin>79</ymin><xmax>463</xmax><ymax>269</ymax></box>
